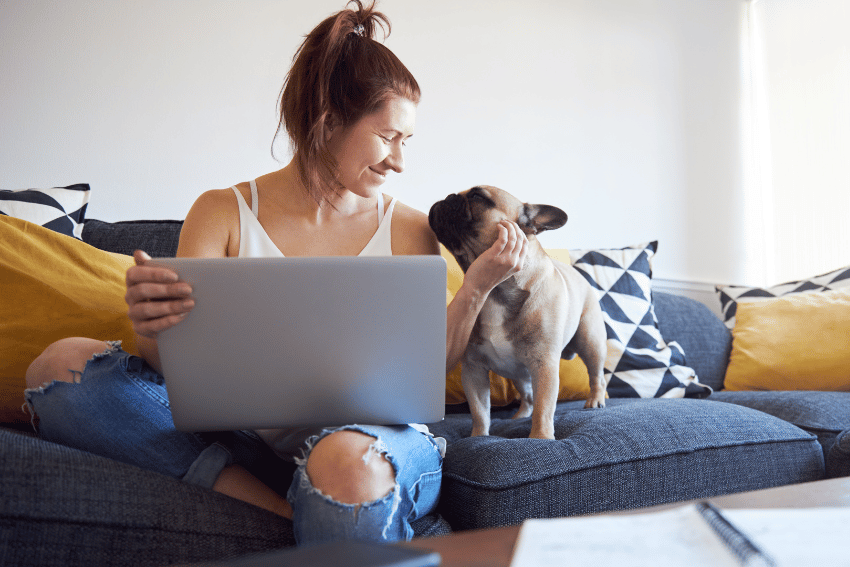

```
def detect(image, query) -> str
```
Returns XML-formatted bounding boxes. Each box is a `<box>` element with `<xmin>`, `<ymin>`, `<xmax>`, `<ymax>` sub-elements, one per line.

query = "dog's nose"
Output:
<box><xmin>445</xmin><ymin>193</ymin><xmax>464</xmax><ymax>206</ymax></box>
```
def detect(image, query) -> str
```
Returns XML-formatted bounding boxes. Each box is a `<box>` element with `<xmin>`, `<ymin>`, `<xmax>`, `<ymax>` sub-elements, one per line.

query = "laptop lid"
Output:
<box><xmin>150</xmin><ymin>256</ymin><xmax>446</xmax><ymax>431</ymax></box>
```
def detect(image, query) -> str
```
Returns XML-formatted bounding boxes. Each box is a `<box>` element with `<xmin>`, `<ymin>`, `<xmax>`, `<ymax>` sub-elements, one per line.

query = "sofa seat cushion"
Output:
<box><xmin>710</xmin><ymin>391</ymin><xmax>850</xmax><ymax>465</ymax></box>
<box><xmin>429</xmin><ymin>398</ymin><xmax>823</xmax><ymax>530</ymax></box>
<box><xmin>709</xmin><ymin>391</ymin><xmax>850</xmax><ymax>433</ymax></box>
<box><xmin>0</xmin><ymin>428</ymin><xmax>450</xmax><ymax>566</ymax></box>
<box><xmin>827</xmin><ymin>429</ymin><xmax>850</xmax><ymax>479</ymax></box>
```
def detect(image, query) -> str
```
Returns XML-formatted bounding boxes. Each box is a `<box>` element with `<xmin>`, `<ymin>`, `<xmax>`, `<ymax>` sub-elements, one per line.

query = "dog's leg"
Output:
<box><xmin>572</xmin><ymin>316</ymin><xmax>608</xmax><ymax>409</ymax></box>
<box><xmin>511</xmin><ymin>378</ymin><xmax>533</xmax><ymax>420</ymax></box>
<box><xmin>583</xmin><ymin>352</ymin><xmax>607</xmax><ymax>409</ymax></box>
<box><xmin>527</xmin><ymin>360</ymin><xmax>559</xmax><ymax>439</ymax></box>
<box><xmin>462</xmin><ymin>360</ymin><xmax>493</xmax><ymax>437</ymax></box>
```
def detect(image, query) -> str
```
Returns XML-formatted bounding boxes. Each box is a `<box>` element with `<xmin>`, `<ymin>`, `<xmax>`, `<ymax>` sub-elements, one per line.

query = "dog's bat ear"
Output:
<box><xmin>520</xmin><ymin>204</ymin><xmax>568</xmax><ymax>234</ymax></box>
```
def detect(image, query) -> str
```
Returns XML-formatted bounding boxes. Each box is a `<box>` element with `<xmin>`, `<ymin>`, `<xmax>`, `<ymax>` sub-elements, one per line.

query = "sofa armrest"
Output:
<box><xmin>653</xmin><ymin>291</ymin><xmax>732</xmax><ymax>391</ymax></box>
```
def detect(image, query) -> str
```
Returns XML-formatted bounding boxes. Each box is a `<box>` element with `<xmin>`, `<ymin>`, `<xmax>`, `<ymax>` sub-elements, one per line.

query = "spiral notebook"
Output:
<box><xmin>510</xmin><ymin>503</ymin><xmax>850</xmax><ymax>566</ymax></box>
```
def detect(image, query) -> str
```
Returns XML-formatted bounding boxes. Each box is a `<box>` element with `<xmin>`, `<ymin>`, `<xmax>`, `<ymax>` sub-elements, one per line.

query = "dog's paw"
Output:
<box><xmin>584</xmin><ymin>396</ymin><xmax>606</xmax><ymax>409</ymax></box>
<box><xmin>529</xmin><ymin>428</ymin><xmax>555</xmax><ymax>440</ymax></box>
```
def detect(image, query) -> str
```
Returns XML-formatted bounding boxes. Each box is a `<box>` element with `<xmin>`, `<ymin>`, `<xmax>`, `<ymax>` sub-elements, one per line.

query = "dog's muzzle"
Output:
<box><xmin>428</xmin><ymin>194</ymin><xmax>474</xmax><ymax>252</ymax></box>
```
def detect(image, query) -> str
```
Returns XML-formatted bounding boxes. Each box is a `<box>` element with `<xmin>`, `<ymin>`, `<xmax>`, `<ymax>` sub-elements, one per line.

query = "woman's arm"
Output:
<box><xmin>444</xmin><ymin>221</ymin><xmax>527</xmax><ymax>371</ymax></box>
<box><xmin>126</xmin><ymin>189</ymin><xmax>237</xmax><ymax>373</ymax></box>
<box><xmin>392</xmin><ymin>204</ymin><xmax>527</xmax><ymax>372</ymax></box>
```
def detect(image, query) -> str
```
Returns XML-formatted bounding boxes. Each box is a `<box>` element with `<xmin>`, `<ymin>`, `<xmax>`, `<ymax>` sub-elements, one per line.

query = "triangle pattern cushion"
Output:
<box><xmin>569</xmin><ymin>242</ymin><xmax>710</xmax><ymax>399</ymax></box>
<box><xmin>0</xmin><ymin>184</ymin><xmax>90</xmax><ymax>240</ymax></box>
<box><xmin>716</xmin><ymin>264</ymin><xmax>850</xmax><ymax>329</ymax></box>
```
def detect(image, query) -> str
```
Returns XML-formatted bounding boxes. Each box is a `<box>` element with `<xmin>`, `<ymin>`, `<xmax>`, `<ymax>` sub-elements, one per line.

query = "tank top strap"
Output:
<box><xmin>249</xmin><ymin>179</ymin><xmax>260</xmax><ymax>218</ymax></box>
<box><xmin>376</xmin><ymin>192</ymin><xmax>385</xmax><ymax>224</ymax></box>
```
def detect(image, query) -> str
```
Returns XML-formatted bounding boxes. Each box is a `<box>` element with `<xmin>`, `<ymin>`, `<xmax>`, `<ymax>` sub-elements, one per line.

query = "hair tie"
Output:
<box><xmin>353</xmin><ymin>23</ymin><xmax>365</xmax><ymax>37</ymax></box>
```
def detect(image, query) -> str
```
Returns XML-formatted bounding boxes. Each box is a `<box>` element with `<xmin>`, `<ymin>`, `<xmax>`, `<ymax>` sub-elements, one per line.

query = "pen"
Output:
<box><xmin>696</xmin><ymin>502</ymin><xmax>777</xmax><ymax>567</ymax></box>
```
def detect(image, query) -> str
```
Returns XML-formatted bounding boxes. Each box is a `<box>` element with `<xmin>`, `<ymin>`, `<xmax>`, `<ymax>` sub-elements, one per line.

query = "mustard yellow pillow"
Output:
<box><xmin>0</xmin><ymin>217</ymin><xmax>137</xmax><ymax>424</ymax></box>
<box><xmin>725</xmin><ymin>288</ymin><xmax>850</xmax><ymax>391</ymax></box>
<box><xmin>441</xmin><ymin>246</ymin><xmax>590</xmax><ymax>406</ymax></box>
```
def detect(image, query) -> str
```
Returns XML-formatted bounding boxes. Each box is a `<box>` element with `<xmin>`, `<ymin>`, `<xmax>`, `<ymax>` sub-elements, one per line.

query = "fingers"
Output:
<box><xmin>462</xmin><ymin>220</ymin><xmax>529</xmax><ymax>296</ymax></box>
<box><xmin>134</xmin><ymin>249</ymin><xmax>152</xmax><ymax>265</ymax></box>
<box><xmin>491</xmin><ymin>220</ymin><xmax>528</xmax><ymax>270</ymax></box>
<box><xmin>127</xmin><ymin>251</ymin><xmax>178</xmax><ymax>286</ymax></box>
<box><xmin>125</xmin><ymin>250</ymin><xmax>194</xmax><ymax>338</ymax></box>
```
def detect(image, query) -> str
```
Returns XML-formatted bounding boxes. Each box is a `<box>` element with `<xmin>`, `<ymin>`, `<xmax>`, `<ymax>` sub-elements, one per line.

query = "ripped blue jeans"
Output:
<box><xmin>24</xmin><ymin>343</ymin><xmax>443</xmax><ymax>545</ymax></box>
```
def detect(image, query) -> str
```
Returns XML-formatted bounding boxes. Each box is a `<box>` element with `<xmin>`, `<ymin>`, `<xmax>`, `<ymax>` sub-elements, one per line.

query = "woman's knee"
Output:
<box><xmin>25</xmin><ymin>337</ymin><xmax>110</xmax><ymax>389</ymax></box>
<box><xmin>305</xmin><ymin>430</ymin><xmax>396</xmax><ymax>505</ymax></box>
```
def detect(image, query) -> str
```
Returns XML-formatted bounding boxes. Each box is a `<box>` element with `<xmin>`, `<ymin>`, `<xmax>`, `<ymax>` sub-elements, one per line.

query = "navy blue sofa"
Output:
<box><xmin>2</xmin><ymin>219</ymin><xmax>848</xmax><ymax>566</ymax></box>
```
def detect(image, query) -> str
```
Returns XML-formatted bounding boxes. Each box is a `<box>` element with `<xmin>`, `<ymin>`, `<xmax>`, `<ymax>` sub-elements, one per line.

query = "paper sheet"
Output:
<box><xmin>723</xmin><ymin>508</ymin><xmax>850</xmax><ymax>567</ymax></box>
<box><xmin>509</xmin><ymin>506</ymin><xmax>850</xmax><ymax>567</ymax></box>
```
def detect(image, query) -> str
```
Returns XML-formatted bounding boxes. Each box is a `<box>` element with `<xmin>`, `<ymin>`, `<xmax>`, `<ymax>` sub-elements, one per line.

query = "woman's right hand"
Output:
<box><xmin>125</xmin><ymin>250</ymin><xmax>195</xmax><ymax>339</ymax></box>
<box><xmin>461</xmin><ymin>220</ymin><xmax>529</xmax><ymax>298</ymax></box>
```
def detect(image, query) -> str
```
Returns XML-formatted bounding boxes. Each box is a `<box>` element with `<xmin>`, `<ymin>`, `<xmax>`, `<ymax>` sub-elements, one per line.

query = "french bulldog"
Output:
<box><xmin>429</xmin><ymin>185</ymin><xmax>608</xmax><ymax>439</ymax></box>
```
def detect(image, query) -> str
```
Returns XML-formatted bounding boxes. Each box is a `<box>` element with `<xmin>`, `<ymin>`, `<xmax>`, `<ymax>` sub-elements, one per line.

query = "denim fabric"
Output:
<box><xmin>427</xmin><ymin>398</ymin><xmax>823</xmax><ymax>530</ymax></box>
<box><xmin>22</xmin><ymin>346</ymin><xmax>446</xmax><ymax>555</ymax></box>
<box><xmin>653</xmin><ymin>292</ymin><xmax>732</xmax><ymax>391</ymax></box>
<box><xmin>288</xmin><ymin>424</ymin><xmax>443</xmax><ymax>546</ymax></box>
<box><xmin>24</xmin><ymin>344</ymin><xmax>219</xmax><ymax>482</ymax></box>
<box><xmin>0</xmin><ymin>426</ymin><xmax>451</xmax><ymax>567</ymax></box>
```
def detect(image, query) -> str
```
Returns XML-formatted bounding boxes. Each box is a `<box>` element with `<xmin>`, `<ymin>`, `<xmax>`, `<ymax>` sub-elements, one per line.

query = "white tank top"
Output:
<box><xmin>230</xmin><ymin>180</ymin><xmax>395</xmax><ymax>258</ymax></box>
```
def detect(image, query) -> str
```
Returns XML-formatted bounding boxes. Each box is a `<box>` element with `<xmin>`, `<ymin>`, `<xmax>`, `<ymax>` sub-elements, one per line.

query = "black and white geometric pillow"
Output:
<box><xmin>716</xmin><ymin>265</ymin><xmax>850</xmax><ymax>330</ymax></box>
<box><xmin>569</xmin><ymin>241</ymin><xmax>712</xmax><ymax>399</ymax></box>
<box><xmin>0</xmin><ymin>184</ymin><xmax>90</xmax><ymax>240</ymax></box>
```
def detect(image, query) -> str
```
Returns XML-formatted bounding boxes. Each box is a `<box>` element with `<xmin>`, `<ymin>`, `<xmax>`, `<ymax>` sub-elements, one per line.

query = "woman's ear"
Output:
<box><xmin>324</xmin><ymin>114</ymin><xmax>339</xmax><ymax>141</ymax></box>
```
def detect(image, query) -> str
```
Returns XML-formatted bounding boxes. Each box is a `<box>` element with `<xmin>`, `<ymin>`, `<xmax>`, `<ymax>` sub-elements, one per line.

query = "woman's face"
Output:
<box><xmin>327</xmin><ymin>96</ymin><xmax>417</xmax><ymax>199</ymax></box>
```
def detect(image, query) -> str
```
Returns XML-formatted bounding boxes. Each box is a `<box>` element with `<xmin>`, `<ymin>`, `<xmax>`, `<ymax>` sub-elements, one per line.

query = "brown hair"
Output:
<box><xmin>275</xmin><ymin>0</ymin><xmax>420</xmax><ymax>205</ymax></box>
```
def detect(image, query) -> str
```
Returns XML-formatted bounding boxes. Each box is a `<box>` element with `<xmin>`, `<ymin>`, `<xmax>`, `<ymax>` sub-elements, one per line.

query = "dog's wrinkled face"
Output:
<box><xmin>428</xmin><ymin>185</ymin><xmax>568</xmax><ymax>271</ymax></box>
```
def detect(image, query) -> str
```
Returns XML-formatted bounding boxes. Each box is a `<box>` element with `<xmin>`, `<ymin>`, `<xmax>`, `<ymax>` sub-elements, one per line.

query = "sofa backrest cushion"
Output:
<box><xmin>82</xmin><ymin>219</ymin><xmax>183</xmax><ymax>258</ymax></box>
<box><xmin>653</xmin><ymin>292</ymin><xmax>732</xmax><ymax>391</ymax></box>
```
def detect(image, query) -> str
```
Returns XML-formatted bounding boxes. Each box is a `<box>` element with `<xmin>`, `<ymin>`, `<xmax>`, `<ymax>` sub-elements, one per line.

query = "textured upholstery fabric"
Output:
<box><xmin>4</xmin><ymin>219</ymin><xmax>848</xmax><ymax>564</ymax></box>
<box><xmin>827</xmin><ymin>429</ymin><xmax>850</xmax><ymax>479</ymax></box>
<box><xmin>428</xmin><ymin>398</ymin><xmax>824</xmax><ymax>530</ymax></box>
<box><xmin>709</xmin><ymin>391</ymin><xmax>850</xmax><ymax>433</ymax></box>
<box><xmin>653</xmin><ymin>292</ymin><xmax>732</xmax><ymax>392</ymax></box>
<box><xmin>0</xmin><ymin>428</ymin><xmax>450</xmax><ymax>567</ymax></box>
<box><xmin>710</xmin><ymin>390</ymin><xmax>850</xmax><ymax>460</ymax></box>
<box><xmin>0</xmin><ymin>428</ymin><xmax>294</xmax><ymax>566</ymax></box>
<box><xmin>82</xmin><ymin>219</ymin><xmax>183</xmax><ymax>258</ymax></box>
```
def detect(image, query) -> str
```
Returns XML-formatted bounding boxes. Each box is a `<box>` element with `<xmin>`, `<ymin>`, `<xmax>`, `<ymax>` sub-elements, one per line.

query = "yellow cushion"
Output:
<box><xmin>724</xmin><ymin>288</ymin><xmax>850</xmax><ymax>391</ymax></box>
<box><xmin>441</xmin><ymin>246</ymin><xmax>591</xmax><ymax>406</ymax></box>
<box><xmin>0</xmin><ymin>217</ymin><xmax>137</xmax><ymax>424</ymax></box>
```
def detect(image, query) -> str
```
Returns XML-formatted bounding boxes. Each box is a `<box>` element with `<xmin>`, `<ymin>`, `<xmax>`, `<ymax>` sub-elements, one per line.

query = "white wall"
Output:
<box><xmin>1</xmin><ymin>0</ymin><xmax>746</xmax><ymax>285</ymax></box>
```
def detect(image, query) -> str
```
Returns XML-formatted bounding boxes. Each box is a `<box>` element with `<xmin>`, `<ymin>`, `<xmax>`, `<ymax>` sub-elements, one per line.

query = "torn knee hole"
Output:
<box><xmin>361</xmin><ymin>440</ymin><xmax>388</xmax><ymax>466</ymax></box>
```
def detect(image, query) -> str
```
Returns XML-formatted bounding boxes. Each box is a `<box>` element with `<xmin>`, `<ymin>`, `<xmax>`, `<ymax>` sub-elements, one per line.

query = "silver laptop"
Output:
<box><xmin>151</xmin><ymin>256</ymin><xmax>446</xmax><ymax>432</ymax></box>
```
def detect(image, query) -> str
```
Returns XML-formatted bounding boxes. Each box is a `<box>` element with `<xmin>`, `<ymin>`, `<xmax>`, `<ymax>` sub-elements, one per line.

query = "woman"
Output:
<box><xmin>24</xmin><ymin>1</ymin><xmax>527</xmax><ymax>545</ymax></box>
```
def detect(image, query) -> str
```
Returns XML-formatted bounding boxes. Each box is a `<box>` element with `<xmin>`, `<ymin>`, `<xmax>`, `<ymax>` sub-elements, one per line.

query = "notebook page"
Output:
<box><xmin>510</xmin><ymin>505</ymin><xmax>740</xmax><ymax>567</ymax></box>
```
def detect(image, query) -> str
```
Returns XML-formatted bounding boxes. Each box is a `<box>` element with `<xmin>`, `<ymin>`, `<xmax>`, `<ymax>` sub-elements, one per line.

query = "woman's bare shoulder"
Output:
<box><xmin>391</xmin><ymin>200</ymin><xmax>439</xmax><ymax>256</ymax></box>
<box><xmin>177</xmin><ymin>188</ymin><xmax>241</xmax><ymax>257</ymax></box>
